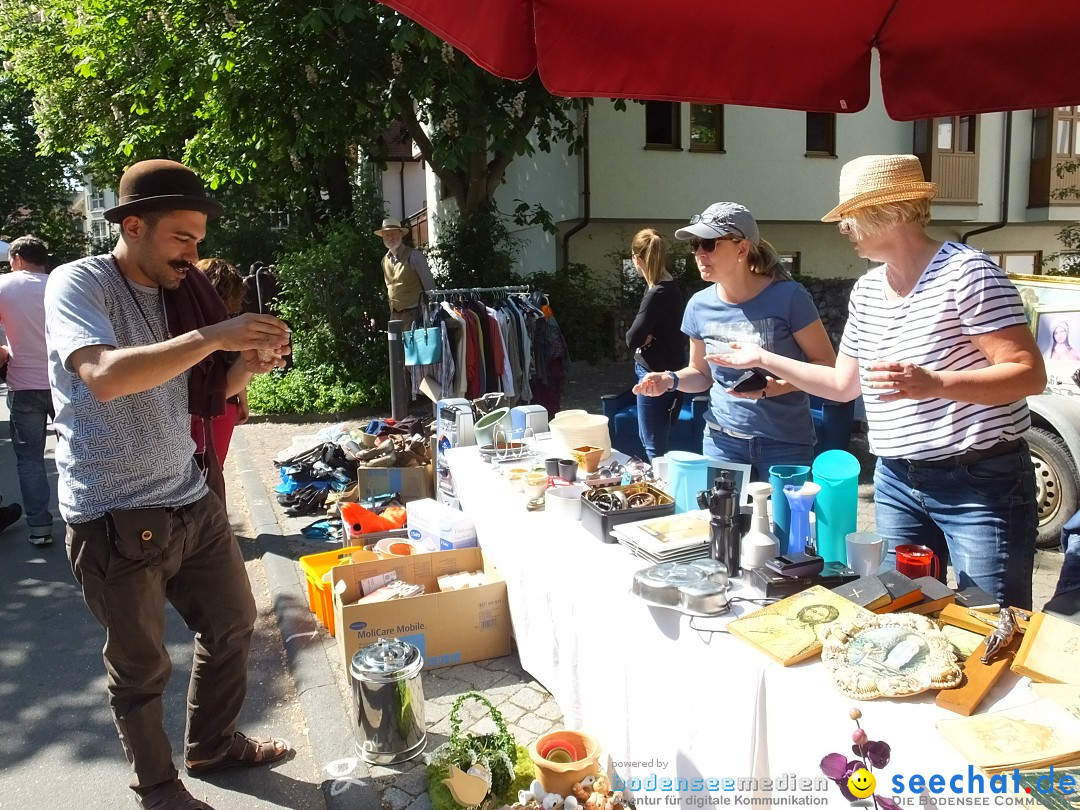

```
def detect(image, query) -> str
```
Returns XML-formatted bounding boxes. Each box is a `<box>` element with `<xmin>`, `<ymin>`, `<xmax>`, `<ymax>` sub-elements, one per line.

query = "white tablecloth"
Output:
<box><xmin>445</xmin><ymin>444</ymin><xmax>1033</xmax><ymax>806</ymax></box>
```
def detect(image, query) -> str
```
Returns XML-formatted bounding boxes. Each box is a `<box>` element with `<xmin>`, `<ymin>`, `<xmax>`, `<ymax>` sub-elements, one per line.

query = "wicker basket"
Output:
<box><xmin>549</xmin><ymin>412</ymin><xmax>611</xmax><ymax>460</ymax></box>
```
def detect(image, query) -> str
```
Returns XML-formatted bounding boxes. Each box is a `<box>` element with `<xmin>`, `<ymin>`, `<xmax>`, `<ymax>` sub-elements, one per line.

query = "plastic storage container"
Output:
<box><xmin>667</xmin><ymin>451</ymin><xmax>709</xmax><ymax>513</ymax></box>
<box><xmin>811</xmin><ymin>449</ymin><xmax>861</xmax><ymax>564</ymax></box>
<box><xmin>300</xmin><ymin>545</ymin><xmax>366</xmax><ymax>636</ymax></box>
<box><xmin>580</xmin><ymin>483</ymin><xmax>675</xmax><ymax>542</ymax></box>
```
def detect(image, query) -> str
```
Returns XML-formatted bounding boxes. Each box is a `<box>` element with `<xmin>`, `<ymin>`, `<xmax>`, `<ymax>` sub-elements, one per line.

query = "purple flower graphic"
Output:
<box><xmin>819</xmin><ymin>709</ymin><xmax>900</xmax><ymax>810</ymax></box>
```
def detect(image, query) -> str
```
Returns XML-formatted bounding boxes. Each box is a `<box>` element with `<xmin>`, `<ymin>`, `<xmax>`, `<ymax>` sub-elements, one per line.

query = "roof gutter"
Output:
<box><xmin>962</xmin><ymin>111</ymin><xmax>1013</xmax><ymax>244</ymax></box>
<box><xmin>561</xmin><ymin>106</ymin><xmax>591</xmax><ymax>269</ymax></box>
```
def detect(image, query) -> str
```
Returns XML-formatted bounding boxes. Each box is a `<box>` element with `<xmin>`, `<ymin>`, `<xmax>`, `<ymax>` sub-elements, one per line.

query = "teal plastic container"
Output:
<box><xmin>768</xmin><ymin>464</ymin><xmax>811</xmax><ymax>552</ymax></box>
<box><xmin>667</xmin><ymin>451</ymin><xmax>709</xmax><ymax>514</ymax></box>
<box><xmin>811</xmin><ymin>450</ymin><xmax>861</xmax><ymax>564</ymax></box>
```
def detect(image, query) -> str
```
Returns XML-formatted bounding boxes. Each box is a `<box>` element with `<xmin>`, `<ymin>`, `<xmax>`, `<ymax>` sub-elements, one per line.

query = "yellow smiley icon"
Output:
<box><xmin>848</xmin><ymin>768</ymin><xmax>876</xmax><ymax>799</ymax></box>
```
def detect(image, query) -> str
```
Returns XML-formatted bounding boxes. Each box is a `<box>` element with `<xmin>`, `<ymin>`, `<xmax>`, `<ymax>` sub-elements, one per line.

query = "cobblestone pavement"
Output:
<box><xmin>235</xmin><ymin>359</ymin><xmax>1063</xmax><ymax>808</ymax></box>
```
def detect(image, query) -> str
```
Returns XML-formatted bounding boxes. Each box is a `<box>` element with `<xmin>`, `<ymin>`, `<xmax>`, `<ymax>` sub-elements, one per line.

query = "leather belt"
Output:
<box><xmin>904</xmin><ymin>439</ymin><xmax>1023</xmax><ymax>469</ymax></box>
<box><xmin>707</xmin><ymin>424</ymin><xmax>755</xmax><ymax>441</ymax></box>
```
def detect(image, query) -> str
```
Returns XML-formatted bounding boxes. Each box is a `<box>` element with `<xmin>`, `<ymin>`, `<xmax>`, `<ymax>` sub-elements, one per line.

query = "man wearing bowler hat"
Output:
<box><xmin>376</xmin><ymin>217</ymin><xmax>433</xmax><ymax>331</ymax></box>
<box><xmin>45</xmin><ymin>159</ymin><xmax>293</xmax><ymax>810</ymax></box>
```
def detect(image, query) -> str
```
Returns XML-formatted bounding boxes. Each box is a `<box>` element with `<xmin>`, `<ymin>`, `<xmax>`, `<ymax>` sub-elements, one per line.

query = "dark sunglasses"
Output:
<box><xmin>689</xmin><ymin>235</ymin><xmax>742</xmax><ymax>253</ymax></box>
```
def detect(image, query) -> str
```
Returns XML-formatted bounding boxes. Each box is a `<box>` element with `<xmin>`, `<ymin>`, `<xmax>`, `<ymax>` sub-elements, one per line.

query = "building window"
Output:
<box><xmin>805</xmin><ymin>113</ymin><xmax>836</xmax><ymax>156</ymax></box>
<box><xmin>91</xmin><ymin>219</ymin><xmax>109</xmax><ymax>240</ymax></box>
<box><xmin>689</xmin><ymin>104</ymin><xmax>724</xmax><ymax>152</ymax></box>
<box><xmin>645</xmin><ymin>101</ymin><xmax>681</xmax><ymax>149</ymax></box>
<box><xmin>936</xmin><ymin>116</ymin><xmax>977</xmax><ymax>153</ymax></box>
<box><xmin>778</xmin><ymin>252</ymin><xmax>801</xmax><ymax>276</ymax></box>
<box><xmin>89</xmin><ymin>185</ymin><xmax>106</xmax><ymax>210</ymax></box>
<box><xmin>268</xmin><ymin>210</ymin><xmax>291</xmax><ymax>231</ymax></box>
<box><xmin>984</xmin><ymin>251</ymin><xmax>1042</xmax><ymax>275</ymax></box>
<box><xmin>1054</xmin><ymin>107</ymin><xmax>1080</xmax><ymax>158</ymax></box>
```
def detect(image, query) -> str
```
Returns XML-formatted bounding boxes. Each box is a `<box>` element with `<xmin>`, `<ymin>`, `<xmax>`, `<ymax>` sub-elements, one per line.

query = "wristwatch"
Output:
<box><xmin>667</xmin><ymin>370</ymin><xmax>679</xmax><ymax>391</ymax></box>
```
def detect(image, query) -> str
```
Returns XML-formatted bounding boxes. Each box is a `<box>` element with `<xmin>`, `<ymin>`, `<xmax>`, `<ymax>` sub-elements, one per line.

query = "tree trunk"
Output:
<box><xmin>321</xmin><ymin>151</ymin><xmax>354</xmax><ymax>218</ymax></box>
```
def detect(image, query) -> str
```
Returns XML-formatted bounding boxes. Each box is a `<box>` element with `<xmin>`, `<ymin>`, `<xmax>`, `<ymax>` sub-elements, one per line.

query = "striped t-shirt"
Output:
<box><xmin>839</xmin><ymin>242</ymin><xmax>1031</xmax><ymax>461</ymax></box>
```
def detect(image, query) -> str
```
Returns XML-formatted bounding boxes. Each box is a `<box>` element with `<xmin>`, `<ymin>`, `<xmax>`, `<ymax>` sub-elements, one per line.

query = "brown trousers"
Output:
<box><xmin>66</xmin><ymin>491</ymin><xmax>257</xmax><ymax>793</ymax></box>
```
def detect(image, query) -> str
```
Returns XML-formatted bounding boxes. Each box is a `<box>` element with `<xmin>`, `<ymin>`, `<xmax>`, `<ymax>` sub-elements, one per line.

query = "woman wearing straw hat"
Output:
<box><xmin>709</xmin><ymin>155</ymin><xmax>1045</xmax><ymax>610</ymax></box>
<box><xmin>634</xmin><ymin>202</ymin><xmax>837</xmax><ymax>480</ymax></box>
<box><xmin>376</xmin><ymin>217</ymin><xmax>434</xmax><ymax>330</ymax></box>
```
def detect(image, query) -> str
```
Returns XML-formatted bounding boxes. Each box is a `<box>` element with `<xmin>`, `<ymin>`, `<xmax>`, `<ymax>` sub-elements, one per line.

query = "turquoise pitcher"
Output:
<box><xmin>811</xmin><ymin>449</ymin><xmax>861</xmax><ymax>564</ymax></box>
<box><xmin>667</xmin><ymin>451</ymin><xmax>709</xmax><ymax>514</ymax></box>
<box><xmin>768</xmin><ymin>464</ymin><xmax>810</xmax><ymax>552</ymax></box>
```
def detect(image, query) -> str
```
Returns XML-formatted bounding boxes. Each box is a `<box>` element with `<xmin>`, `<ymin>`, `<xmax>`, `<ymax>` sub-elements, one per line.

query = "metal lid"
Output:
<box><xmin>350</xmin><ymin>637</ymin><xmax>424</xmax><ymax>683</ymax></box>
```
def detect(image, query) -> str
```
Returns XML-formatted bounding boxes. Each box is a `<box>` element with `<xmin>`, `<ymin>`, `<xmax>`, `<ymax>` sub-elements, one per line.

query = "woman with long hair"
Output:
<box><xmin>625</xmin><ymin>228</ymin><xmax>686</xmax><ymax>460</ymax></box>
<box><xmin>194</xmin><ymin>258</ymin><xmax>250</xmax><ymax>468</ymax></box>
<box><xmin>634</xmin><ymin>203</ymin><xmax>836</xmax><ymax>480</ymax></box>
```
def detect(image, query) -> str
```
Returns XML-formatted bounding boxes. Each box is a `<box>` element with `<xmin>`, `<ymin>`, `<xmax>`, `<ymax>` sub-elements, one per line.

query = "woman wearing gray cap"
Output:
<box><xmin>634</xmin><ymin>202</ymin><xmax>836</xmax><ymax>480</ymax></box>
<box><xmin>709</xmin><ymin>156</ymin><xmax>1043</xmax><ymax>610</ymax></box>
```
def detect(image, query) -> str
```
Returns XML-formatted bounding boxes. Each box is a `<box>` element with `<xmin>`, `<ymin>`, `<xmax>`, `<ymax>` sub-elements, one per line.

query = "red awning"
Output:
<box><xmin>379</xmin><ymin>0</ymin><xmax>1080</xmax><ymax>120</ymax></box>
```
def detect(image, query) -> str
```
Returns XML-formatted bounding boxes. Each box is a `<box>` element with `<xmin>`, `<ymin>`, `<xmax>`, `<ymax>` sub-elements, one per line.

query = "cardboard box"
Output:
<box><xmin>333</xmin><ymin>547</ymin><xmax>511</xmax><ymax>671</ymax></box>
<box><xmin>406</xmin><ymin>498</ymin><xmax>478</xmax><ymax>551</ymax></box>
<box><xmin>356</xmin><ymin>463</ymin><xmax>433</xmax><ymax>503</ymax></box>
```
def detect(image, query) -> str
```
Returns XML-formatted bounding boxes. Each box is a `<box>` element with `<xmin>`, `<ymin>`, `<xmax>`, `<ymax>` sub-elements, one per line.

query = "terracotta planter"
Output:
<box><xmin>571</xmin><ymin>445</ymin><xmax>604</xmax><ymax>473</ymax></box>
<box><xmin>529</xmin><ymin>729</ymin><xmax>600</xmax><ymax>797</ymax></box>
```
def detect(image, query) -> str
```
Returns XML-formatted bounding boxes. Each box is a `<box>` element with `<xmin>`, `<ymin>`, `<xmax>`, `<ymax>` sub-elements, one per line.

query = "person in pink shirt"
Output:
<box><xmin>0</xmin><ymin>236</ymin><xmax>55</xmax><ymax>544</ymax></box>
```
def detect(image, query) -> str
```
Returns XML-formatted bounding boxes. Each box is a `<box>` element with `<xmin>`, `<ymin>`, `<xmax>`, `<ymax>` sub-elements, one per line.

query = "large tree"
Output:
<box><xmin>0</xmin><ymin>0</ymin><xmax>581</xmax><ymax>233</ymax></box>
<box><xmin>0</xmin><ymin>55</ymin><xmax>83</xmax><ymax>261</ymax></box>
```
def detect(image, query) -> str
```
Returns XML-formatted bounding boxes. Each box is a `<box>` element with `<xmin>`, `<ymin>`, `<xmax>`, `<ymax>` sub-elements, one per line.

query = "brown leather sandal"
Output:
<box><xmin>186</xmin><ymin>732</ymin><xmax>291</xmax><ymax>777</ymax></box>
<box><xmin>139</xmin><ymin>781</ymin><xmax>215</xmax><ymax>810</ymax></box>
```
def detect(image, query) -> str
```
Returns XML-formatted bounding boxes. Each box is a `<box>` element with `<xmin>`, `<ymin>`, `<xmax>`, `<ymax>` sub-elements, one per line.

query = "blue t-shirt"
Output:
<box><xmin>682</xmin><ymin>280</ymin><xmax>819</xmax><ymax>446</ymax></box>
<box><xmin>45</xmin><ymin>255</ymin><xmax>207</xmax><ymax>523</ymax></box>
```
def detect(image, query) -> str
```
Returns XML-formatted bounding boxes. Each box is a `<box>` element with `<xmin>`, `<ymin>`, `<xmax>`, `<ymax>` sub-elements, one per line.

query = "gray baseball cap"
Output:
<box><xmin>675</xmin><ymin>202</ymin><xmax>760</xmax><ymax>245</ymax></box>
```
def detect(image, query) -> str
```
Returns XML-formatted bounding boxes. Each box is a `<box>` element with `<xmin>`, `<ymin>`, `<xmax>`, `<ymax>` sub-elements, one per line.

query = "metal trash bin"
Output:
<box><xmin>349</xmin><ymin>637</ymin><xmax>427</xmax><ymax>764</ymax></box>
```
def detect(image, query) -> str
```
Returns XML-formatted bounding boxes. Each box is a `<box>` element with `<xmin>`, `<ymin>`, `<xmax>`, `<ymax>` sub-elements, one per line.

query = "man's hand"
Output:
<box><xmin>0</xmin><ymin>346</ymin><xmax>9</xmax><ymax>365</ymax></box>
<box><xmin>239</xmin><ymin>345</ymin><xmax>290</xmax><ymax>375</ymax></box>
<box><xmin>206</xmin><ymin>312</ymin><xmax>291</xmax><ymax>354</ymax></box>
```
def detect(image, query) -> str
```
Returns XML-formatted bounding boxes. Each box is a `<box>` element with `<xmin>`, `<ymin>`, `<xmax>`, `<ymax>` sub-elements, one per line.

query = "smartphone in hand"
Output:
<box><xmin>726</xmin><ymin>369</ymin><xmax>768</xmax><ymax>393</ymax></box>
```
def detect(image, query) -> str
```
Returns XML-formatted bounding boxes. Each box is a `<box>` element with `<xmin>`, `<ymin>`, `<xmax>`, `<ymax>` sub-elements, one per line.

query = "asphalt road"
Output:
<box><xmin>0</xmin><ymin>392</ymin><xmax>323</xmax><ymax>810</ymax></box>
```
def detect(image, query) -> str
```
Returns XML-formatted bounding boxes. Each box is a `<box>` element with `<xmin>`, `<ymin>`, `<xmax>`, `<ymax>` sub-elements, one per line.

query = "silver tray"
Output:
<box><xmin>631</xmin><ymin>560</ymin><xmax>729</xmax><ymax>614</ymax></box>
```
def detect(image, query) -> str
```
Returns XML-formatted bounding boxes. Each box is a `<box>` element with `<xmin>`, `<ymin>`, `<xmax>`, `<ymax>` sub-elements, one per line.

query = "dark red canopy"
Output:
<box><xmin>380</xmin><ymin>0</ymin><xmax>1080</xmax><ymax>120</ymax></box>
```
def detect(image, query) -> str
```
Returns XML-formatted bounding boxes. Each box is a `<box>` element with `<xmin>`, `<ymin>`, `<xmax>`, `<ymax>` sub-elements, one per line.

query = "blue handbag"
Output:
<box><xmin>403</xmin><ymin>299</ymin><xmax>442</xmax><ymax>366</ymax></box>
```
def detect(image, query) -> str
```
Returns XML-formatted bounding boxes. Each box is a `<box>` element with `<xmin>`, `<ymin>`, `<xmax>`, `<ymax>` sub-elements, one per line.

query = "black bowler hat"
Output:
<box><xmin>103</xmin><ymin>159</ymin><xmax>224</xmax><ymax>224</ymax></box>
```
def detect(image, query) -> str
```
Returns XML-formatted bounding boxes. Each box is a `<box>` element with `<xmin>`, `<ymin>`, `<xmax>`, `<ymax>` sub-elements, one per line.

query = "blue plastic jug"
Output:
<box><xmin>811</xmin><ymin>450</ymin><xmax>861</xmax><ymax>564</ymax></box>
<box><xmin>768</xmin><ymin>464</ymin><xmax>811</xmax><ymax>552</ymax></box>
<box><xmin>667</xmin><ymin>451</ymin><xmax>709</xmax><ymax>514</ymax></box>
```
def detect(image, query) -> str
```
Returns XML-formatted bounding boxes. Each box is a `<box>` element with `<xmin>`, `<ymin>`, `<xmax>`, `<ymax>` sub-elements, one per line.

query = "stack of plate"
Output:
<box><xmin>611</xmin><ymin>510</ymin><xmax>711</xmax><ymax>564</ymax></box>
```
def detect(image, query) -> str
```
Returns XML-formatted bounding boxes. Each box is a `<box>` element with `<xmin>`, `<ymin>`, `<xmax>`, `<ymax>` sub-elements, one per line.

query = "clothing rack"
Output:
<box><xmin>430</xmin><ymin>285</ymin><xmax>530</xmax><ymax>298</ymax></box>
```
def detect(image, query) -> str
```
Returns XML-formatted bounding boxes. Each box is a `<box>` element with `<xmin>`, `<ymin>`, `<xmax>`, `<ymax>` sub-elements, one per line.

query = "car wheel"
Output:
<box><xmin>1028</xmin><ymin>427</ymin><xmax>1079</xmax><ymax>549</ymax></box>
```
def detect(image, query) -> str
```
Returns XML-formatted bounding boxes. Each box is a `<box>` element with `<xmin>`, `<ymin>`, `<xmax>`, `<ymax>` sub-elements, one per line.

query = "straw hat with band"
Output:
<box><xmin>374</xmin><ymin>218</ymin><xmax>410</xmax><ymax>236</ymax></box>
<box><xmin>104</xmin><ymin>159</ymin><xmax>223</xmax><ymax>223</ymax></box>
<box><xmin>821</xmin><ymin>154</ymin><xmax>938</xmax><ymax>223</ymax></box>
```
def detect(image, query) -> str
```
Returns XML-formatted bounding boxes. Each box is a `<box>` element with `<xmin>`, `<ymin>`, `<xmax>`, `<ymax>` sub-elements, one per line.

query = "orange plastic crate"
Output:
<box><xmin>299</xmin><ymin>546</ymin><xmax>366</xmax><ymax>636</ymax></box>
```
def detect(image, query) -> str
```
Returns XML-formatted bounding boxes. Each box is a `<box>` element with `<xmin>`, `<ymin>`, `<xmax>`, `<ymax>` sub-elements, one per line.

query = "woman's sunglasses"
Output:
<box><xmin>689</xmin><ymin>235</ymin><xmax>742</xmax><ymax>253</ymax></box>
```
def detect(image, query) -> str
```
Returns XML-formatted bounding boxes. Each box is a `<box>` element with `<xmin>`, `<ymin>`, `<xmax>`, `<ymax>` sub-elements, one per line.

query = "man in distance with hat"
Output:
<box><xmin>45</xmin><ymin>159</ymin><xmax>293</xmax><ymax>810</ymax></box>
<box><xmin>376</xmin><ymin>217</ymin><xmax>433</xmax><ymax>331</ymax></box>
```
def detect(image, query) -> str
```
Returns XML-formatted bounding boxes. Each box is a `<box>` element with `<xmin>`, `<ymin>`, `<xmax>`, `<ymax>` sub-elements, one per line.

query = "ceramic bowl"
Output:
<box><xmin>544</xmin><ymin>484</ymin><xmax>586</xmax><ymax>520</ymax></box>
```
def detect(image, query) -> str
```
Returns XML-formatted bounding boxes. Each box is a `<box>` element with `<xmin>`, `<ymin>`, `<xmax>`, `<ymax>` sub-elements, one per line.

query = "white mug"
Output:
<box><xmin>651</xmin><ymin>455</ymin><xmax>669</xmax><ymax>481</ymax></box>
<box><xmin>846</xmin><ymin>531</ymin><xmax>886</xmax><ymax>577</ymax></box>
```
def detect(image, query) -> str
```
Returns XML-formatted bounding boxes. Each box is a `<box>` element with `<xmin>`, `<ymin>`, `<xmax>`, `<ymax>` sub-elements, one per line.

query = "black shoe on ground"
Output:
<box><xmin>29</xmin><ymin>529</ymin><xmax>53</xmax><ymax>547</ymax></box>
<box><xmin>0</xmin><ymin>503</ymin><xmax>22</xmax><ymax>534</ymax></box>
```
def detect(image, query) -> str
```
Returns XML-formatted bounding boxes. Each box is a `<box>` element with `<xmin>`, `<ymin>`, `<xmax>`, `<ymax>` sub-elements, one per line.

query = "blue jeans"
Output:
<box><xmin>1056</xmin><ymin>509</ymin><xmax>1080</xmax><ymax>597</ymax></box>
<box><xmin>635</xmin><ymin>363</ymin><xmax>680</xmax><ymax>461</ymax></box>
<box><xmin>873</xmin><ymin>444</ymin><xmax>1037</xmax><ymax>610</ymax></box>
<box><xmin>703</xmin><ymin>426</ymin><xmax>814</xmax><ymax>482</ymax></box>
<box><xmin>7</xmin><ymin>389</ymin><xmax>55</xmax><ymax>532</ymax></box>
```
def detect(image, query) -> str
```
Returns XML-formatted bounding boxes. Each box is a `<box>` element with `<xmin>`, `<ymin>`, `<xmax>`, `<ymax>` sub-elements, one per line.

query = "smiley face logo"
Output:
<box><xmin>848</xmin><ymin>768</ymin><xmax>876</xmax><ymax>798</ymax></box>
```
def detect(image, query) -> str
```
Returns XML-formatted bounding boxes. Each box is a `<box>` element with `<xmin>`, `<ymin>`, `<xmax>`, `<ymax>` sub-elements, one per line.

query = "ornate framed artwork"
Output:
<box><xmin>821</xmin><ymin>613</ymin><xmax>963</xmax><ymax>699</ymax></box>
